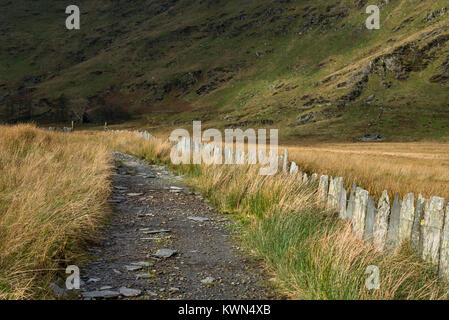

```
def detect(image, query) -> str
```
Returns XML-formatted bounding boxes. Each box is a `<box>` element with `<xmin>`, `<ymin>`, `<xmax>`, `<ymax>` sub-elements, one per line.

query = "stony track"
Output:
<box><xmin>78</xmin><ymin>152</ymin><xmax>273</xmax><ymax>300</ymax></box>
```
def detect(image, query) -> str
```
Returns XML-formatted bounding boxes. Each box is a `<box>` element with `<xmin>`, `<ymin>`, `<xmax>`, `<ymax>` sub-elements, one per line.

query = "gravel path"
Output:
<box><xmin>78</xmin><ymin>152</ymin><xmax>273</xmax><ymax>300</ymax></box>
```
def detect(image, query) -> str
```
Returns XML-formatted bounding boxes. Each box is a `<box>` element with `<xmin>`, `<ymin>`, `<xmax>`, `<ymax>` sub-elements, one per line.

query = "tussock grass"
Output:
<box><xmin>105</xmin><ymin>135</ymin><xmax>449</xmax><ymax>300</ymax></box>
<box><xmin>0</xmin><ymin>124</ymin><xmax>112</xmax><ymax>299</ymax></box>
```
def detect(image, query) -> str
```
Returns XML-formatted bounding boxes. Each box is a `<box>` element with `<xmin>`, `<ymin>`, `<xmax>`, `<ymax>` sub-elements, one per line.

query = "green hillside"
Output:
<box><xmin>1</xmin><ymin>0</ymin><xmax>449</xmax><ymax>141</ymax></box>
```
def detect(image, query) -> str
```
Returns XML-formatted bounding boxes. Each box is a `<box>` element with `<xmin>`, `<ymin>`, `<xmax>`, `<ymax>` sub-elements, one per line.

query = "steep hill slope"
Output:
<box><xmin>1</xmin><ymin>0</ymin><xmax>448</xmax><ymax>141</ymax></box>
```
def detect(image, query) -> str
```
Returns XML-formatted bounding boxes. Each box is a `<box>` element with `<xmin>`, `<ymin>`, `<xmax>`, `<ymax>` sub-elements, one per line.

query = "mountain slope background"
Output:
<box><xmin>1</xmin><ymin>0</ymin><xmax>449</xmax><ymax>141</ymax></box>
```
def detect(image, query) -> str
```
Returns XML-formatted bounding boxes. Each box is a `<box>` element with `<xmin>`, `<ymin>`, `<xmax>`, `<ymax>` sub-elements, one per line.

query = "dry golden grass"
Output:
<box><xmin>0</xmin><ymin>124</ymin><xmax>112</xmax><ymax>299</ymax></box>
<box><xmin>286</xmin><ymin>142</ymin><xmax>449</xmax><ymax>200</ymax></box>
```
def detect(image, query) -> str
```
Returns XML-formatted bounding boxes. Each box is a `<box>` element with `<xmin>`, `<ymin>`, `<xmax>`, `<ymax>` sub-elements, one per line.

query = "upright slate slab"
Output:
<box><xmin>364</xmin><ymin>196</ymin><xmax>377</xmax><ymax>242</ymax></box>
<box><xmin>327</xmin><ymin>177</ymin><xmax>343</xmax><ymax>211</ymax></box>
<box><xmin>386</xmin><ymin>193</ymin><xmax>401</xmax><ymax>249</ymax></box>
<box><xmin>339</xmin><ymin>187</ymin><xmax>347</xmax><ymax>220</ymax></box>
<box><xmin>327</xmin><ymin>177</ymin><xmax>335</xmax><ymax>208</ymax></box>
<box><xmin>302</xmin><ymin>173</ymin><xmax>309</xmax><ymax>185</ymax></box>
<box><xmin>289</xmin><ymin>161</ymin><xmax>298</xmax><ymax>175</ymax></box>
<box><xmin>346</xmin><ymin>182</ymin><xmax>357</xmax><ymax>221</ymax></box>
<box><xmin>439</xmin><ymin>203</ymin><xmax>449</xmax><ymax>280</ymax></box>
<box><xmin>318</xmin><ymin>175</ymin><xmax>329</xmax><ymax>205</ymax></box>
<box><xmin>352</xmin><ymin>187</ymin><xmax>369</xmax><ymax>239</ymax></box>
<box><xmin>422</xmin><ymin>196</ymin><xmax>446</xmax><ymax>266</ymax></box>
<box><xmin>310</xmin><ymin>173</ymin><xmax>318</xmax><ymax>184</ymax></box>
<box><xmin>373</xmin><ymin>190</ymin><xmax>390</xmax><ymax>251</ymax></box>
<box><xmin>282</xmin><ymin>148</ymin><xmax>289</xmax><ymax>173</ymax></box>
<box><xmin>398</xmin><ymin>193</ymin><xmax>415</xmax><ymax>244</ymax></box>
<box><xmin>411</xmin><ymin>194</ymin><xmax>426</xmax><ymax>254</ymax></box>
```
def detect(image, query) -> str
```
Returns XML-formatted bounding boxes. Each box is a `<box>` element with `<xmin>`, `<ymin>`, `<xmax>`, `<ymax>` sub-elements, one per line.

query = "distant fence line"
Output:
<box><xmin>107</xmin><ymin>129</ymin><xmax>449</xmax><ymax>281</ymax></box>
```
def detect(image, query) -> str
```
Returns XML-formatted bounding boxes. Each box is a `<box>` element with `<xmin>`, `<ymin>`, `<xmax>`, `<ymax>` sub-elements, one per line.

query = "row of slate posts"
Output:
<box><xmin>312</xmin><ymin>169</ymin><xmax>449</xmax><ymax>281</ymax></box>
<box><xmin>115</xmin><ymin>130</ymin><xmax>449</xmax><ymax>282</ymax></box>
<box><xmin>286</xmin><ymin>149</ymin><xmax>449</xmax><ymax>281</ymax></box>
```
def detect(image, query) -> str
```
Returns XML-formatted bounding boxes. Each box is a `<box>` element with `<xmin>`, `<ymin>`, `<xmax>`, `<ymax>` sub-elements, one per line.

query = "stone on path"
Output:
<box><xmin>131</xmin><ymin>261</ymin><xmax>152</xmax><ymax>267</ymax></box>
<box><xmin>136</xmin><ymin>273</ymin><xmax>154</xmax><ymax>280</ymax></box>
<box><xmin>100</xmin><ymin>286</ymin><xmax>113</xmax><ymax>290</ymax></box>
<box><xmin>153</xmin><ymin>248</ymin><xmax>177</xmax><ymax>259</ymax></box>
<box><xmin>422</xmin><ymin>196</ymin><xmax>446</xmax><ymax>266</ymax></box>
<box><xmin>119</xmin><ymin>287</ymin><xmax>142</xmax><ymax>297</ymax></box>
<box><xmin>373</xmin><ymin>190</ymin><xmax>390</xmax><ymax>251</ymax></box>
<box><xmin>49</xmin><ymin>283</ymin><xmax>68</xmax><ymax>298</ymax></box>
<box><xmin>188</xmin><ymin>216</ymin><xmax>210</xmax><ymax>222</ymax></box>
<box><xmin>398</xmin><ymin>193</ymin><xmax>415</xmax><ymax>244</ymax></box>
<box><xmin>386</xmin><ymin>193</ymin><xmax>401</xmax><ymax>249</ymax></box>
<box><xmin>141</xmin><ymin>229</ymin><xmax>171</xmax><ymax>234</ymax></box>
<box><xmin>127</xmin><ymin>193</ymin><xmax>144</xmax><ymax>197</ymax></box>
<box><xmin>201</xmin><ymin>277</ymin><xmax>216</xmax><ymax>285</ymax></box>
<box><xmin>125</xmin><ymin>265</ymin><xmax>143</xmax><ymax>272</ymax></box>
<box><xmin>82</xmin><ymin>290</ymin><xmax>121</xmax><ymax>299</ymax></box>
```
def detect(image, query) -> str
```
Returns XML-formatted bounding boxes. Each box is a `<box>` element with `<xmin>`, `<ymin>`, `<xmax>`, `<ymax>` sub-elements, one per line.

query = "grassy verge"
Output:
<box><xmin>0</xmin><ymin>125</ymin><xmax>112</xmax><ymax>299</ymax></box>
<box><xmin>96</xmin><ymin>132</ymin><xmax>449</xmax><ymax>300</ymax></box>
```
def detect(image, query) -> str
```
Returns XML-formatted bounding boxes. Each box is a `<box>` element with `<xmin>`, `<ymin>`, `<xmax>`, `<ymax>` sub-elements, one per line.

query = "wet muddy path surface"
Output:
<box><xmin>78</xmin><ymin>152</ymin><xmax>273</xmax><ymax>300</ymax></box>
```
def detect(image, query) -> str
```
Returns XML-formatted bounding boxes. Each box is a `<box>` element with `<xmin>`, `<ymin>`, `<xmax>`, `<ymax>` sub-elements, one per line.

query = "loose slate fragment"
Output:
<box><xmin>141</xmin><ymin>229</ymin><xmax>171</xmax><ymax>234</ymax></box>
<box><xmin>82</xmin><ymin>290</ymin><xmax>121</xmax><ymax>299</ymax></box>
<box><xmin>127</xmin><ymin>193</ymin><xmax>144</xmax><ymax>197</ymax></box>
<box><xmin>125</xmin><ymin>265</ymin><xmax>143</xmax><ymax>272</ymax></box>
<box><xmin>153</xmin><ymin>249</ymin><xmax>177</xmax><ymax>259</ymax></box>
<box><xmin>119</xmin><ymin>287</ymin><xmax>142</xmax><ymax>297</ymax></box>
<box><xmin>188</xmin><ymin>216</ymin><xmax>210</xmax><ymax>222</ymax></box>
<box><xmin>131</xmin><ymin>261</ymin><xmax>152</xmax><ymax>267</ymax></box>
<box><xmin>201</xmin><ymin>277</ymin><xmax>216</xmax><ymax>285</ymax></box>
